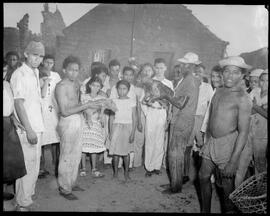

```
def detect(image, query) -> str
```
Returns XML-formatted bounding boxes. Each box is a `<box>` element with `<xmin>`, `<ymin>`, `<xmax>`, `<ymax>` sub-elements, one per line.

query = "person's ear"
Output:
<box><xmin>62</xmin><ymin>69</ymin><xmax>66</xmax><ymax>74</ymax></box>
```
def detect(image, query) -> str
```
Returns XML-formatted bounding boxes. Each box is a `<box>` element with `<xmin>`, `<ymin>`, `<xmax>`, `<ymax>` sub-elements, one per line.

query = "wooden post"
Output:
<box><xmin>130</xmin><ymin>5</ymin><xmax>136</xmax><ymax>58</ymax></box>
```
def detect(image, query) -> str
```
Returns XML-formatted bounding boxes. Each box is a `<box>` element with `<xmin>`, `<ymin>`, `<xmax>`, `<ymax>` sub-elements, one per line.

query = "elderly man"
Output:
<box><xmin>10</xmin><ymin>41</ymin><xmax>45</xmax><ymax>211</ymax></box>
<box><xmin>158</xmin><ymin>52</ymin><xmax>200</xmax><ymax>194</ymax></box>
<box><xmin>199</xmin><ymin>56</ymin><xmax>252</xmax><ymax>213</ymax></box>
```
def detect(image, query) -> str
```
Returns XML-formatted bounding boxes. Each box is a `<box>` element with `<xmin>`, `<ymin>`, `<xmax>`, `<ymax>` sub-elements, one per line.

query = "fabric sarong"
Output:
<box><xmin>201</xmin><ymin>131</ymin><xmax>238</xmax><ymax>170</ymax></box>
<box><xmin>57</xmin><ymin>114</ymin><xmax>83</xmax><ymax>194</ymax></box>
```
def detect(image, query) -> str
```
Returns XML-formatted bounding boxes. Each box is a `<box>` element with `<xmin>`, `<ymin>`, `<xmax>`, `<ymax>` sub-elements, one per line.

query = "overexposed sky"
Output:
<box><xmin>3</xmin><ymin>3</ymin><xmax>268</xmax><ymax>56</ymax></box>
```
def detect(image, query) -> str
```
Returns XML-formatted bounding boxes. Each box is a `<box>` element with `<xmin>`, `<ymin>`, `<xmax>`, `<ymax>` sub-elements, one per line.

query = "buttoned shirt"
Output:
<box><xmin>10</xmin><ymin>63</ymin><xmax>44</xmax><ymax>132</ymax></box>
<box><xmin>201</xmin><ymin>88</ymin><xmax>216</xmax><ymax>133</ymax></box>
<box><xmin>195</xmin><ymin>82</ymin><xmax>214</xmax><ymax>116</ymax></box>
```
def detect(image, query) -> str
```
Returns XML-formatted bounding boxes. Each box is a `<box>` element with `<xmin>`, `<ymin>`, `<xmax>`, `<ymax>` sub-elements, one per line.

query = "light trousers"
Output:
<box><xmin>16</xmin><ymin>131</ymin><xmax>43</xmax><ymax>207</ymax></box>
<box><xmin>144</xmin><ymin>108</ymin><xmax>166</xmax><ymax>171</ymax></box>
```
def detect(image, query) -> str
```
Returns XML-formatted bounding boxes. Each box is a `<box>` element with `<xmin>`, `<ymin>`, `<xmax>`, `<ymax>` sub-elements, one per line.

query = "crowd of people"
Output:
<box><xmin>3</xmin><ymin>40</ymin><xmax>268</xmax><ymax>212</ymax></box>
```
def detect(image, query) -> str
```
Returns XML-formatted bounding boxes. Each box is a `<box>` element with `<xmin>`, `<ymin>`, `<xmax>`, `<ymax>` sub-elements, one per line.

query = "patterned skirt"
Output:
<box><xmin>82</xmin><ymin>120</ymin><xmax>106</xmax><ymax>153</ymax></box>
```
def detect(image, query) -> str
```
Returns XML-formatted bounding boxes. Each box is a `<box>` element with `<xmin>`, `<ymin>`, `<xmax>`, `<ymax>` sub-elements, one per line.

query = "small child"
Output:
<box><xmin>80</xmin><ymin>77</ymin><xmax>116</xmax><ymax>178</ymax></box>
<box><xmin>109</xmin><ymin>80</ymin><xmax>137</xmax><ymax>181</ymax></box>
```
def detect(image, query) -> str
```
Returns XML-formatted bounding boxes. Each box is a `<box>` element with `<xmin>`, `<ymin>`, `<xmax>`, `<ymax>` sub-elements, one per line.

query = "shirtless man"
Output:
<box><xmin>55</xmin><ymin>56</ymin><xmax>106</xmax><ymax>200</ymax></box>
<box><xmin>199</xmin><ymin>56</ymin><xmax>252</xmax><ymax>213</ymax></box>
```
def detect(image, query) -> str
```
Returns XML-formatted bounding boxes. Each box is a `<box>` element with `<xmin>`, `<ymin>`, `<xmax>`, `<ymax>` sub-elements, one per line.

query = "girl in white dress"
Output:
<box><xmin>39</xmin><ymin>55</ymin><xmax>61</xmax><ymax>177</ymax></box>
<box><xmin>109</xmin><ymin>80</ymin><xmax>137</xmax><ymax>181</ymax></box>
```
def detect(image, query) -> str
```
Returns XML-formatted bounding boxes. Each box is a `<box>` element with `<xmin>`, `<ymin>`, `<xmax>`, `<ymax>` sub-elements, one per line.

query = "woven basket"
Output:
<box><xmin>229</xmin><ymin>171</ymin><xmax>267</xmax><ymax>213</ymax></box>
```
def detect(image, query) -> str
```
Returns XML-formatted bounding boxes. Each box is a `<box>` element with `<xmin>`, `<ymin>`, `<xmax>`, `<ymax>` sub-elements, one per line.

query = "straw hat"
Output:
<box><xmin>250</xmin><ymin>69</ymin><xmax>264</xmax><ymax>77</ymax></box>
<box><xmin>219</xmin><ymin>56</ymin><xmax>251</xmax><ymax>69</ymax></box>
<box><xmin>177</xmin><ymin>52</ymin><xmax>201</xmax><ymax>65</ymax></box>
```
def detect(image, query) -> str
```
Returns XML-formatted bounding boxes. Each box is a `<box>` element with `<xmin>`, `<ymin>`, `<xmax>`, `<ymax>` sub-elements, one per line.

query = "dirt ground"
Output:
<box><xmin>4</xmin><ymin>148</ymin><xmax>221</xmax><ymax>212</ymax></box>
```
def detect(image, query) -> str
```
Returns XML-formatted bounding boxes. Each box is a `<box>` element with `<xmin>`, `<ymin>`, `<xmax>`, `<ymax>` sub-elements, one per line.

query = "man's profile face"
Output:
<box><xmin>173</xmin><ymin>65</ymin><xmax>182</xmax><ymax>81</ymax></box>
<box><xmin>110</xmin><ymin>65</ymin><xmax>120</xmax><ymax>77</ymax></box>
<box><xmin>43</xmin><ymin>58</ymin><xmax>54</xmax><ymax>71</ymax></box>
<box><xmin>154</xmin><ymin>62</ymin><xmax>167</xmax><ymax>77</ymax></box>
<box><xmin>64</xmin><ymin>63</ymin><xmax>80</xmax><ymax>81</ymax></box>
<box><xmin>222</xmin><ymin>65</ymin><xmax>244</xmax><ymax>88</ymax></box>
<box><xmin>7</xmin><ymin>55</ymin><xmax>18</xmax><ymax>68</ymax></box>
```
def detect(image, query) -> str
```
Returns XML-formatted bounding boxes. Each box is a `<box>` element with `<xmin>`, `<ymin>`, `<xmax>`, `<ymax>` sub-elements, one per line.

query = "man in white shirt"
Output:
<box><xmin>185</xmin><ymin>64</ymin><xmax>214</xmax><ymax>184</ymax></box>
<box><xmin>10</xmin><ymin>41</ymin><xmax>45</xmax><ymax>211</ymax></box>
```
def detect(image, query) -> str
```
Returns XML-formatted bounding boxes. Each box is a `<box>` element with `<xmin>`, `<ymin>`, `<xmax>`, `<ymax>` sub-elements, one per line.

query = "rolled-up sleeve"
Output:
<box><xmin>10</xmin><ymin>70</ymin><xmax>27</xmax><ymax>100</ymax></box>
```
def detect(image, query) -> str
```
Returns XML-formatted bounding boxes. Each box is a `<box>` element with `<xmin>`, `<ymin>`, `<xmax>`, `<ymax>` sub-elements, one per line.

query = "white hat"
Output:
<box><xmin>219</xmin><ymin>56</ymin><xmax>251</xmax><ymax>70</ymax></box>
<box><xmin>262</xmin><ymin>69</ymin><xmax>268</xmax><ymax>74</ymax></box>
<box><xmin>250</xmin><ymin>69</ymin><xmax>264</xmax><ymax>77</ymax></box>
<box><xmin>177</xmin><ymin>52</ymin><xmax>201</xmax><ymax>65</ymax></box>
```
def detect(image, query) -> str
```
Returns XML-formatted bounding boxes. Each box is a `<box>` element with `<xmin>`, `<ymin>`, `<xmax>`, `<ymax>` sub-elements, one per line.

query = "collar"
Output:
<box><xmin>21</xmin><ymin>63</ymin><xmax>39</xmax><ymax>76</ymax></box>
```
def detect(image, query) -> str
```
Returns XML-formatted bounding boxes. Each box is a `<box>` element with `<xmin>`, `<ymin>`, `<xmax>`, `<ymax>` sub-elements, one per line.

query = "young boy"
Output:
<box><xmin>10</xmin><ymin>41</ymin><xmax>45</xmax><ymax>211</ymax></box>
<box><xmin>55</xmin><ymin>56</ymin><xmax>106</xmax><ymax>200</ymax></box>
<box><xmin>143</xmin><ymin>58</ymin><xmax>173</xmax><ymax>177</ymax></box>
<box><xmin>38</xmin><ymin>54</ymin><xmax>61</xmax><ymax>178</ymax></box>
<box><xmin>199</xmin><ymin>56</ymin><xmax>252</xmax><ymax>213</ymax></box>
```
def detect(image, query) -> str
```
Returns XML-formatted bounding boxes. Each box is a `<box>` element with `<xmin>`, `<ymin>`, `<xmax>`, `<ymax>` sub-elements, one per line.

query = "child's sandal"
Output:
<box><xmin>80</xmin><ymin>169</ymin><xmax>86</xmax><ymax>177</ymax></box>
<box><xmin>92</xmin><ymin>169</ymin><xmax>104</xmax><ymax>178</ymax></box>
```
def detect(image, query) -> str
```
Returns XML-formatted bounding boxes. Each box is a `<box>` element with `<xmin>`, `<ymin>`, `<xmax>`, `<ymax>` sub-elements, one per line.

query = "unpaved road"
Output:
<box><xmin>4</xmin><ymin>148</ymin><xmax>221</xmax><ymax>212</ymax></box>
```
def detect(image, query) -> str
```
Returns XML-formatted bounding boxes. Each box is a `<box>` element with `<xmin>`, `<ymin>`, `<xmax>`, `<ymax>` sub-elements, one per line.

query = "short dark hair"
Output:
<box><xmin>154</xmin><ymin>58</ymin><xmax>166</xmax><ymax>65</ymax></box>
<box><xmin>62</xmin><ymin>55</ymin><xmax>81</xmax><ymax>69</ymax></box>
<box><xmin>43</xmin><ymin>54</ymin><xmax>55</xmax><ymax>61</ymax></box>
<box><xmin>85</xmin><ymin>76</ymin><xmax>103</xmax><ymax>94</ymax></box>
<box><xmin>109</xmin><ymin>59</ymin><xmax>120</xmax><ymax>68</ymax></box>
<box><xmin>116</xmin><ymin>79</ymin><xmax>130</xmax><ymax>91</ymax></box>
<box><xmin>91</xmin><ymin>65</ymin><xmax>109</xmax><ymax>78</ymax></box>
<box><xmin>5</xmin><ymin>51</ymin><xmax>20</xmax><ymax>60</ymax></box>
<box><xmin>122</xmin><ymin>66</ymin><xmax>135</xmax><ymax>75</ymax></box>
<box><xmin>91</xmin><ymin>61</ymin><xmax>103</xmax><ymax>70</ymax></box>
<box><xmin>212</xmin><ymin>65</ymin><xmax>222</xmax><ymax>73</ymax></box>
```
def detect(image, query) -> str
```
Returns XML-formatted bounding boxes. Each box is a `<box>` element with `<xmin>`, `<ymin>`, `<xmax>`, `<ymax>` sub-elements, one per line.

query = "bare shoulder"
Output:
<box><xmin>55</xmin><ymin>80</ymin><xmax>69</xmax><ymax>93</ymax></box>
<box><xmin>238</xmin><ymin>90</ymin><xmax>252</xmax><ymax>109</ymax></box>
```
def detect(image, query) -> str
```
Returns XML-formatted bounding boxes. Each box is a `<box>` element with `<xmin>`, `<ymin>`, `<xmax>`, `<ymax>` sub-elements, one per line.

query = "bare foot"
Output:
<box><xmin>112</xmin><ymin>174</ymin><xmax>119</xmax><ymax>181</ymax></box>
<box><xmin>124</xmin><ymin>174</ymin><xmax>131</xmax><ymax>182</ymax></box>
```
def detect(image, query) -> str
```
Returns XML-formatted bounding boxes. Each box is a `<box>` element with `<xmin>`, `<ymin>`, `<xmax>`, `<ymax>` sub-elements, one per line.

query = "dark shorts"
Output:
<box><xmin>3</xmin><ymin>116</ymin><xmax>26</xmax><ymax>182</ymax></box>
